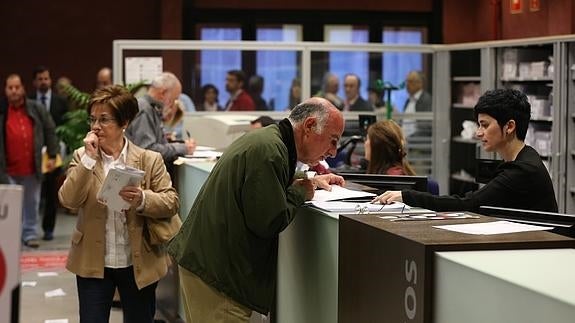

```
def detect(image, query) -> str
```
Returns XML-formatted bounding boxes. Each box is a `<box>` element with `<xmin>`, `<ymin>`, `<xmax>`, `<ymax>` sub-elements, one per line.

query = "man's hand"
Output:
<box><xmin>312</xmin><ymin>173</ymin><xmax>345</xmax><ymax>191</ymax></box>
<box><xmin>293</xmin><ymin>178</ymin><xmax>315</xmax><ymax>201</ymax></box>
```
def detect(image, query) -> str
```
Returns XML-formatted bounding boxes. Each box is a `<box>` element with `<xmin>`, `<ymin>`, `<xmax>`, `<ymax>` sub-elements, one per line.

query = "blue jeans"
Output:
<box><xmin>76</xmin><ymin>266</ymin><xmax>157</xmax><ymax>323</ymax></box>
<box><xmin>8</xmin><ymin>175</ymin><xmax>41</xmax><ymax>242</ymax></box>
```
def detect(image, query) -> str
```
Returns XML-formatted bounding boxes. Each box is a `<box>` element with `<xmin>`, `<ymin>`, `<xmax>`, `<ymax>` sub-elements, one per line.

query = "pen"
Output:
<box><xmin>186</xmin><ymin>130</ymin><xmax>191</xmax><ymax>139</ymax></box>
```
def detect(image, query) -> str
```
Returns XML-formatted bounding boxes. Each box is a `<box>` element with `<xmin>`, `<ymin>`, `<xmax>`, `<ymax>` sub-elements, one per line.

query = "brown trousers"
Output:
<box><xmin>178</xmin><ymin>266</ymin><xmax>252</xmax><ymax>323</ymax></box>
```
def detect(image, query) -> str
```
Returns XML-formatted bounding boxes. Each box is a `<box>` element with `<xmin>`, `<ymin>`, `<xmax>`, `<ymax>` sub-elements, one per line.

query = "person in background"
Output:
<box><xmin>1</xmin><ymin>74</ymin><xmax>59</xmax><ymax>247</ymax></box>
<box><xmin>367</xmin><ymin>85</ymin><xmax>385</xmax><ymax>109</ymax></box>
<box><xmin>125</xmin><ymin>72</ymin><xmax>196</xmax><ymax>164</ymax></box>
<box><xmin>248</xmin><ymin>75</ymin><xmax>269</xmax><ymax>111</ymax></box>
<box><xmin>364</xmin><ymin>120</ymin><xmax>415</xmax><ymax>175</ymax></box>
<box><xmin>58</xmin><ymin>85</ymin><xmax>179</xmax><ymax>323</ymax></box>
<box><xmin>96</xmin><ymin>67</ymin><xmax>113</xmax><ymax>89</ymax></box>
<box><xmin>316</xmin><ymin>72</ymin><xmax>344</xmax><ymax>110</ymax></box>
<box><xmin>249</xmin><ymin>115</ymin><xmax>275</xmax><ymax>129</ymax></box>
<box><xmin>163</xmin><ymin>99</ymin><xmax>184</xmax><ymax>141</ymax></box>
<box><xmin>374</xmin><ymin>88</ymin><xmax>558</xmax><ymax>213</ymax></box>
<box><xmin>287</xmin><ymin>78</ymin><xmax>301</xmax><ymax>110</ymax></box>
<box><xmin>402</xmin><ymin>70</ymin><xmax>432</xmax><ymax>137</ymax></box>
<box><xmin>168</xmin><ymin>97</ymin><xmax>345</xmax><ymax>322</ymax></box>
<box><xmin>29</xmin><ymin>66</ymin><xmax>70</xmax><ymax>241</ymax></box>
<box><xmin>343</xmin><ymin>73</ymin><xmax>371</xmax><ymax>111</ymax></box>
<box><xmin>179</xmin><ymin>92</ymin><xmax>196</xmax><ymax>112</ymax></box>
<box><xmin>197</xmin><ymin>84</ymin><xmax>222</xmax><ymax>112</ymax></box>
<box><xmin>224</xmin><ymin>70</ymin><xmax>255</xmax><ymax>111</ymax></box>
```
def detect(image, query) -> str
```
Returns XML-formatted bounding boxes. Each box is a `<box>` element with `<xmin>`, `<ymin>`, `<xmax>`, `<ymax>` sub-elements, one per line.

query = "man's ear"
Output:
<box><xmin>303</xmin><ymin>117</ymin><xmax>317</xmax><ymax>134</ymax></box>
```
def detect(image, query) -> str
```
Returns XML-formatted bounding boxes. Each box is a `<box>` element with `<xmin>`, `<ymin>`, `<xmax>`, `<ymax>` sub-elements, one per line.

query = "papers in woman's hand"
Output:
<box><xmin>310</xmin><ymin>201</ymin><xmax>409</xmax><ymax>213</ymax></box>
<box><xmin>311</xmin><ymin>185</ymin><xmax>376</xmax><ymax>202</ymax></box>
<box><xmin>97</xmin><ymin>165</ymin><xmax>144</xmax><ymax>213</ymax></box>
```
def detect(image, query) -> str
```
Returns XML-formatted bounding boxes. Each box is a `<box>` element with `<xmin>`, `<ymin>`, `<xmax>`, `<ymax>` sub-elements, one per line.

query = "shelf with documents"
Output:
<box><xmin>452</xmin><ymin>136</ymin><xmax>479</xmax><ymax>144</ymax></box>
<box><xmin>449</xmin><ymin>49</ymin><xmax>481</xmax><ymax>195</ymax></box>
<box><xmin>497</xmin><ymin>46</ymin><xmax>555</xmax><ymax>161</ymax></box>
<box><xmin>451</xmin><ymin>103</ymin><xmax>475</xmax><ymax>109</ymax></box>
<box><xmin>566</xmin><ymin>42</ymin><xmax>575</xmax><ymax>213</ymax></box>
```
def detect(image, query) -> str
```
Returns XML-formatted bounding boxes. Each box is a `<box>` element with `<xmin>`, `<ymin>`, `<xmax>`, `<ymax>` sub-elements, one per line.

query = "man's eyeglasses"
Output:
<box><xmin>88</xmin><ymin>116</ymin><xmax>116</xmax><ymax>126</ymax></box>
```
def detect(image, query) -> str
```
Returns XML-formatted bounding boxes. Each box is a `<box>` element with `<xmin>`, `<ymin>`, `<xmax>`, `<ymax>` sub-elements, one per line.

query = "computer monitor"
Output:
<box><xmin>339</xmin><ymin>173</ymin><xmax>429</xmax><ymax>194</ymax></box>
<box><xmin>358</xmin><ymin>114</ymin><xmax>377</xmax><ymax>137</ymax></box>
<box><xmin>478</xmin><ymin>205</ymin><xmax>575</xmax><ymax>238</ymax></box>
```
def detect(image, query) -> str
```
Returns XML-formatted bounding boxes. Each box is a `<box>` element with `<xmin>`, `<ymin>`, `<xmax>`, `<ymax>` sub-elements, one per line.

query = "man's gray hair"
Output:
<box><xmin>288</xmin><ymin>100</ymin><xmax>329</xmax><ymax>133</ymax></box>
<box><xmin>150</xmin><ymin>72</ymin><xmax>180</xmax><ymax>90</ymax></box>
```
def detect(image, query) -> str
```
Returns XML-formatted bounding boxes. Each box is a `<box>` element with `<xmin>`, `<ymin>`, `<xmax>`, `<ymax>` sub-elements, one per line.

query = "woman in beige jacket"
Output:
<box><xmin>59</xmin><ymin>85</ymin><xmax>179</xmax><ymax>323</ymax></box>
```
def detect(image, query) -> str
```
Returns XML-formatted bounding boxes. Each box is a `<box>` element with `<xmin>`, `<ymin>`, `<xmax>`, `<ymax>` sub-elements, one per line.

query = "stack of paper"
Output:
<box><xmin>311</xmin><ymin>185</ymin><xmax>376</xmax><ymax>202</ymax></box>
<box><xmin>97</xmin><ymin>165</ymin><xmax>144</xmax><ymax>212</ymax></box>
<box><xmin>433</xmin><ymin>221</ymin><xmax>553</xmax><ymax>235</ymax></box>
<box><xmin>310</xmin><ymin>201</ymin><xmax>408</xmax><ymax>213</ymax></box>
<box><xmin>185</xmin><ymin>150</ymin><xmax>223</xmax><ymax>159</ymax></box>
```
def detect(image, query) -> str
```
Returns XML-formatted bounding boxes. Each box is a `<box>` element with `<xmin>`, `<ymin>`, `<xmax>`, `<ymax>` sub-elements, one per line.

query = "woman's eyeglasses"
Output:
<box><xmin>88</xmin><ymin>116</ymin><xmax>116</xmax><ymax>126</ymax></box>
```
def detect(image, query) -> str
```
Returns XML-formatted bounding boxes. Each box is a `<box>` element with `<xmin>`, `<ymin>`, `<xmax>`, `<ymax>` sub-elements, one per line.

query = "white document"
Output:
<box><xmin>37</xmin><ymin>272</ymin><xmax>59</xmax><ymax>277</ymax></box>
<box><xmin>311</xmin><ymin>185</ymin><xmax>376</xmax><ymax>202</ymax></box>
<box><xmin>433</xmin><ymin>220</ymin><xmax>553</xmax><ymax>235</ymax></box>
<box><xmin>185</xmin><ymin>150</ymin><xmax>223</xmax><ymax>159</ymax></box>
<box><xmin>310</xmin><ymin>201</ymin><xmax>408</xmax><ymax>213</ymax></box>
<box><xmin>97</xmin><ymin>165</ymin><xmax>144</xmax><ymax>213</ymax></box>
<box><xmin>195</xmin><ymin>145</ymin><xmax>216</xmax><ymax>151</ymax></box>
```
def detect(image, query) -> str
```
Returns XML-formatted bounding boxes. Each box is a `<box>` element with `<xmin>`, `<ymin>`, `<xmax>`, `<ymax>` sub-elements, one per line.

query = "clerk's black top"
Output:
<box><xmin>403</xmin><ymin>145</ymin><xmax>558</xmax><ymax>213</ymax></box>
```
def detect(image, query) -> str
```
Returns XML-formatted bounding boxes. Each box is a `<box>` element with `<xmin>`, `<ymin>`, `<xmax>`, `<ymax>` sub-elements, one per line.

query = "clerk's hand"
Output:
<box><xmin>293</xmin><ymin>178</ymin><xmax>315</xmax><ymax>201</ymax></box>
<box><xmin>83</xmin><ymin>131</ymin><xmax>99</xmax><ymax>159</ymax></box>
<box><xmin>312</xmin><ymin>174</ymin><xmax>345</xmax><ymax>191</ymax></box>
<box><xmin>372</xmin><ymin>190</ymin><xmax>403</xmax><ymax>204</ymax></box>
<box><xmin>185</xmin><ymin>138</ymin><xmax>197</xmax><ymax>155</ymax></box>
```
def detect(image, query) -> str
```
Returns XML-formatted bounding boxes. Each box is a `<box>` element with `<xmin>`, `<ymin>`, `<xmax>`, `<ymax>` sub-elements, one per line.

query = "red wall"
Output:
<box><xmin>0</xmin><ymin>0</ymin><xmax>164</xmax><ymax>93</ymax></box>
<box><xmin>1</xmin><ymin>0</ymin><xmax>574</xmax><ymax>94</ymax></box>
<box><xmin>501</xmin><ymin>0</ymin><xmax>573</xmax><ymax>39</ymax></box>
<box><xmin>192</xmin><ymin>0</ymin><xmax>433</xmax><ymax>11</ymax></box>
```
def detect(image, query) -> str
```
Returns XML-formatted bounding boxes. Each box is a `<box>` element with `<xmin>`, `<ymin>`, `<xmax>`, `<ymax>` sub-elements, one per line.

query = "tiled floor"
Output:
<box><xmin>19</xmin><ymin>211</ymin><xmax>127</xmax><ymax>323</ymax></box>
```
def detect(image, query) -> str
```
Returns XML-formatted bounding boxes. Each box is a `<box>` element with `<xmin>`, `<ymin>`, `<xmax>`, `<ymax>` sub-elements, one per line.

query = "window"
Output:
<box><xmin>256</xmin><ymin>25</ymin><xmax>302</xmax><ymax>110</ymax></box>
<box><xmin>382</xmin><ymin>27</ymin><xmax>426</xmax><ymax>111</ymax></box>
<box><xmin>199</xmin><ymin>26</ymin><xmax>242</xmax><ymax>108</ymax></box>
<box><xmin>324</xmin><ymin>25</ymin><xmax>369</xmax><ymax>100</ymax></box>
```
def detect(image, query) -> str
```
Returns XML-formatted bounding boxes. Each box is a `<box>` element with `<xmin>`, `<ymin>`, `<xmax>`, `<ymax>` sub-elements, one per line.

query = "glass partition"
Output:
<box><xmin>113</xmin><ymin>40</ymin><xmax>436</xmax><ymax>175</ymax></box>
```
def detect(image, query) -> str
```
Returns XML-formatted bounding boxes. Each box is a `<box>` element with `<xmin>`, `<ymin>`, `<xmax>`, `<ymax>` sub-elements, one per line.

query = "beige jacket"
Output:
<box><xmin>59</xmin><ymin>140</ymin><xmax>179</xmax><ymax>289</ymax></box>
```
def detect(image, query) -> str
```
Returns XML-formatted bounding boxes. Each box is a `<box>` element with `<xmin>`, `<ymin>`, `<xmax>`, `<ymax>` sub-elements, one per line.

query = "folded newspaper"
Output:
<box><xmin>97</xmin><ymin>165</ymin><xmax>144</xmax><ymax>212</ymax></box>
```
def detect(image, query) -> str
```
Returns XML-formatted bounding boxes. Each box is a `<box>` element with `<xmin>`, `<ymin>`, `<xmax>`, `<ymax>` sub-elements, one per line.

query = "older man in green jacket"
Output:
<box><xmin>168</xmin><ymin>97</ymin><xmax>345</xmax><ymax>322</ymax></box>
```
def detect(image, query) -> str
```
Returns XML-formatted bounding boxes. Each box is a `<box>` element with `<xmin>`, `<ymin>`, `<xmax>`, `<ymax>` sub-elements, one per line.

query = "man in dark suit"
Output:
<box><xmin>343</xmin><ymin>73</ymin><xmax>371</xmax><ymax>111</ymax></box>
<box><xmin>29</xmin><ymin>66</ymin><xmax>69</xmax><ymax>241</ymax></box>
<box><xmin>403</xmin><ymin>70</ymin><xmax>432</xmax><ymax>137</ymax></box>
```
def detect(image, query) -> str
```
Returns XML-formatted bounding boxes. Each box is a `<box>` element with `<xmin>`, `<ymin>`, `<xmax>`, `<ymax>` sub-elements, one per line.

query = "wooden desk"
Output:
<box><xmin>338</xmin><ymin>213</ymin><xmax>575</xmax><ymax>323</ymax></box>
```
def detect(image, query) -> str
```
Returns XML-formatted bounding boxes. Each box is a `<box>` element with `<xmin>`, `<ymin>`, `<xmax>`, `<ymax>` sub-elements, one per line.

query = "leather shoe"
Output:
<box><xmin>24</xmin><ymin>239</ymin><xmax>40</xmax><ymax>248</ymax></box>
<box><xmin>43</xmin><ymin>232</ymin><xmax>54</xmax><ymax>241</ymax></box>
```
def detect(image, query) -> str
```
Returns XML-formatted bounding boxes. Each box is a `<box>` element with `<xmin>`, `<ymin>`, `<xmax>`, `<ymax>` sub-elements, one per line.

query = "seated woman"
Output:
<box><xmin>58</xmin><ymin>85</ymin><xmax>179</xmax><ymax>323</ymax></box>
<box><xmin>365</xmin><ymin>119</ymin><xmax>415</xmax><ymax>176</ymax></box>
<box><xmin>373</xmin><ymin>88</ymin><xmax>558</xmax><ymax>213</ymax></box>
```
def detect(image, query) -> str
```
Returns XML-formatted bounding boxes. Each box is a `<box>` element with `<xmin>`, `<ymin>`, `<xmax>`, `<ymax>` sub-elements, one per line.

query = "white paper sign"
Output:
<box><xmin>0</xmin><ymin>185</ymin><xmax>23</xmax><ymax>323</ymax></box>
<box><xmin>125</xmin><ymin>57</ymin><xmax>163</xmax><ymax>84</ymax></box>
